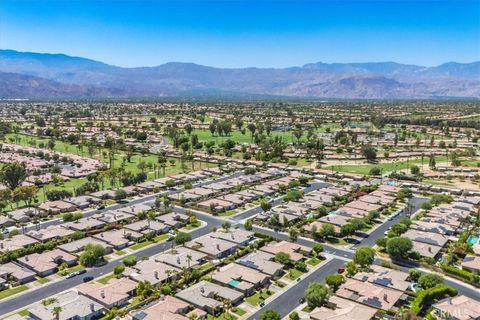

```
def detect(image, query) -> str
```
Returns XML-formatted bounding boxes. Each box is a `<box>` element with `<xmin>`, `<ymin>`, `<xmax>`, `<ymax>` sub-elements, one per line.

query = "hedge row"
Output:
<box><xmin>410</xmin><ymin>284</ymin><xmax>458</xmax><ymax>315</ymax></box>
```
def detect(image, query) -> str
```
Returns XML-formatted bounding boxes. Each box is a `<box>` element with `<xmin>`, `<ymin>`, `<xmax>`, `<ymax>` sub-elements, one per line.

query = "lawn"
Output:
<box><xmin>18</xmin><ymin>309</ymin><xmax>29</xmax><ymax>317</ymax></box>
<box><xmin>63</xmin><ymin>264</ymin><xmax>86</xmax><ymax>274</ymax></box>
<box><xmin>130</xmin><ymin>240</ymin><xmax>155</xmax><ymax>251</ymax></box>
<box><xmin>306</xmin><ymin>257</ymin><xmax>322</xmax><ymax>266</ymax></box>
<box><xmin>0</xmin><ymin>285</ymin><xmax>28</xmax><ymax>300</ymax></box>
<box><xmin>232</xmin><ymin>308</ymin><xmax>246</xmax><ymax>316</ymax></box>
<box><xmin>154</xmin><ymin>234</ymin><xmax>170</xmax><ymax>242</ymax></box>
<box><xmin>206</xmin><ymin>313</ymin><xmax>237</xmax><ymax>320</ymax></box>
<box><xmin>36</xmin><ymin>277</ymin><xmax>51</xmax><ymax>284</ymax></box>
<box><xmin>96</xmin><ymin>273</ymin><xmax>116</xmax><ymax>285</ymax></box>
<box><xmin>287</xmin><ymin>268</ymin><xmax>305</xmax><ymax>280</ymax></box>
<box><xmin>114</xmin><ymin>250</ymin><xmax>126</xmax><ymax>256</ymax></box>
<box><xmin>245</xmin><ymin>288</ymin><xmax>273</xmax><ymax>306</ymax></box>
<box><xmin>326</xmin><ymin>156</ymin><xmax>448</xmax><ymax>175</ymax></box>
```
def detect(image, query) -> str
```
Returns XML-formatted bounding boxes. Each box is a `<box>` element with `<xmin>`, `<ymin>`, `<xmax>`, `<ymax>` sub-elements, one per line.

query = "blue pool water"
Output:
<box><xmin>228</xmin><ymin>279</ymin><xmax>241</xmax><ymax>287</ymax></box>
<box><xmin>467</xmin><ymin>235</ymin><xmax>479</xmax><ymax>245</ymax></box>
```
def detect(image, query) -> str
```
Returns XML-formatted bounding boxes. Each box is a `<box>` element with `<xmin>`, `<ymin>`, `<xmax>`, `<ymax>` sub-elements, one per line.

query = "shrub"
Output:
<box><xmin>410</xmin><ymin>284</ymin><xmax>457</xmax><ymax>314</ymax></box>
<box><xmin>123</xmin><ymin>255</ymin><xmax>137</xmax><ymax>267</ymax></box>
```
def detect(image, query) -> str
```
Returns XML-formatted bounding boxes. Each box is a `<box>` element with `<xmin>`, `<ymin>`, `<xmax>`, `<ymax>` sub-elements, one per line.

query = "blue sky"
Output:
<box><xmin>1</xmin><ymin>0</ymin><xmax>479</xmax><ymax>68</ymax></box>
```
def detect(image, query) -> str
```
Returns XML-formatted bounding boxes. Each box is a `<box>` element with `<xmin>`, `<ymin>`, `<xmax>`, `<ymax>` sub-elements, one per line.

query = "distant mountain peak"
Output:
<box><xmin>0</xmin><ymin>49</ymin><xmax>478</xmax><ymax>100</ymax></box>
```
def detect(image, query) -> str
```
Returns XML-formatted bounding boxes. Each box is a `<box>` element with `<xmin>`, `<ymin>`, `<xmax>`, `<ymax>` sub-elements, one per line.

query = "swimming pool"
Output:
<box><xmin>228</xmin><ymin>279</ymin><xmax>241</xmax><ymax>287</ymax></box>
<box><xmin>467</xmin><ymin>235</ymin><xmax>479</xmax><ymax>245</ymax></box>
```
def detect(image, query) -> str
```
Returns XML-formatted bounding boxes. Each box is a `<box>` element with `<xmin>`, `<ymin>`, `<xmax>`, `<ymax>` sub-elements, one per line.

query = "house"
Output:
<box><xmin>64</xmin><ymin>217</ymin><xmax>106</xmax><ymax>231</ymax></box>
<box><xmin>411</xmin><ymin>241</ymin><xmax>443</xmax><ymax>259</ymax></box>
<box><xmin>124</xmin><ymin>220</ymin><xmax>169</xmax><ymax>235</ymax></box>
<box><xmin>96</xmin><ymin>210</ymin><xmax>136</xmax><ymax>224</ymax></box>
<box><xmin>28</xmin><ymin>290</ymin><xmax>104</xmax><ymax>320</ymax></box>
<box><xmin>119</xmin><ymin>204</ymin><xmax>153</xmax><ymax>216</ymax></box>
<box><xmin>64</xmin><ymin>195</ymin><xmax>100</xmax><ymax>209</ymax></box>
<box><xmin>212</xmin><ymin>263</ymin><xmax>269</xmax><ymax>295</ymax></box>
<box><xmin>176</xmin><ymin>280</ymin><xmax>243</xmax><ymax>314</ymax></box>
<box><xmin>90</xmin><ymin>189</ymin><xmax>116</xmax><ymax>200</ymax></box>
<box><xmin>431</xmin><ymin>295</ymin><xmax>480</xmax><ymax>320</ymax></box>
<box><xmin>198</xmin><ymin>198</ymin><xmax>235</xmax><ymax>212</ymax></box>
<box><xmin>461</xmin><ymin>255</ymin><xmax>480</xmax><ymax>272</ymax></box>
<box><xmin>125</xmin><ymin>259</ymin><xmax>180</xmax><ymax>285</ymax></box>
<box><xmin>26</xmin><ymin>225</ymin><xmax>74</xmax><ymax>242</ymax></box>
<box><xmin>403</xmin><ymin>229</ymin><xmax>449</xmax><ymax>248</ymax></box>
<box><xmin>0</xmin><ymin>262</ymin><xmax>36</xmax><ymax>284</ymax></box>
<box><xmin>353</xmin><ymin>265</ymin><xmax>410</xmax><ymax>292</ymax></box>
<box><xmin>78</xmin><ymin>277</ymin><xmax>137</xmax><ymax>308</ymax></box>
<box><xmin>154</xmin><ymin>247</ymin><xmax>208</xmax><ymax>269</ymax></box>
<box><xmin>17</xmin><ymin>249</ymin><xmax>77</xmax><ymax>276</ymax></box>
<box><xmin>209</xmin><ymin>229</ymin><xmax>255</xmax><ymax>246</ymax></box>
<box><xmin>8</xmin><ymin>207</ymin><xmax>42</xmax><ymax>223</ymax></box>
<box><xmin>0</xmin><ymin>216</ymin><xmax>14</xmax><ymax>229</ymax></box>
<box><xmin>336</xmin><ymin>279</ymin><xmax>404</xmax><ymax>310</ymax></box>
<box><xmin>38</xmin><ymin>200</ymin><xmax>77</xmax><ymax>214</ymax></box>
<box><xmin>156</xmin><ymin>212</ymin><xmax>189</xmax><ymax>228</ymax></box>
<box><xmin>58</xmin><ymin>237</ymin><xmax>113</xmax><ymax>254</ymax></box>
<box><xmin>186</xmin><ymin>234</ymin><xmax>237</xmax><ymax>259</ymax></box>
<box><xmin>130</xmin><ymin>295</ymin><xmax>205</xmax><ymax>320</ymax></box>
<box><xmin>0</xmin><ymin>234</ymin><xmax>39</xmax><ymax>253</ymax></box>
<box><xmin>309</xmin><ymin>296</ymin><xmax>378</xmax><ymax>320</ymax></box>
<box><xmin>411</xmin><ymin>221</ymin><xmax>457</xmax><ymax>235</ymax></box>
<box><xmin>93</xmin><ymin>229</ymin><xmax>143</xmax><ymax>250</ymax></box>
<box><xmin>260</xmin><ymin>241</ymin><xmax>312</xmax><ymax>262</ymax></box>
<box><xmin>237</xmin><ymin>251</ymin><xmax>284</xmax><ymax>278</ymax></box>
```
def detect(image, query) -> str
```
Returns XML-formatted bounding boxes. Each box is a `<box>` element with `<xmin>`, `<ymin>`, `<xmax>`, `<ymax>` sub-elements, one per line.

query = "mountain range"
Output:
<box><xmin>0</xmin><ymin>49</ymin><xmax>479</xmax><ymax>100</ymax></box>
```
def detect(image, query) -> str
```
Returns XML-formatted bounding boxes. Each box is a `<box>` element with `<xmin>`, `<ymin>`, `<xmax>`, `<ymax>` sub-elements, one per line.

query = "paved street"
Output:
<box><xmin>1</xmin><ymin>188</ymin><xmax>478</xmax><ymax>317</ymax></box>
<box><xmin>246</xmin><ymin>258</ymin><xmax>345</xmax><ymax>320</ymax></box>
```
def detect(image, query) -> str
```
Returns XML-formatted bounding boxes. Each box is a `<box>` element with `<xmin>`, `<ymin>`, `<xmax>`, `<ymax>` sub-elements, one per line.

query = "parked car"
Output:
<box><xmin>66</xmin><ymin>273</ymin><xmax>76</xmax><ymax>279</ymax></box>
<box><xmin>83</xmin><ymin>276</ymin><xmax>94</xmax><ymax>282</ymax></box>
<box><xmin>337</xmin><ymin>266</ymin><xmax>345</xmax><ymax>274</ymax></box>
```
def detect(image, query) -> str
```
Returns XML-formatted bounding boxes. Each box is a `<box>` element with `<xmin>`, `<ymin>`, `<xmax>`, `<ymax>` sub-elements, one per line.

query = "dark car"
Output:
<box><xmin>77</xmin><ymin>269</ymin><xmax>87</xmax><ymax>275</ymax></box>
<box><xmin>337</xmin><ymin>267</ymin><xmax>345</xmax><ymax>274</ymax></box>
<box><xmin>83</xmin><ymin>276</ymin><xmax>94</xmax><ymax>282</ymax></box>
<box><xmin>299</xmin><ymin>297</ymin><xmax>305</xmax><ymax>303</ymax></box>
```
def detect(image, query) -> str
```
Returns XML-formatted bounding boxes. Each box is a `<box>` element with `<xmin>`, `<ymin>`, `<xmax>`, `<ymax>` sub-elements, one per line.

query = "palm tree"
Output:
<box><xmin>147</xmin><ymin>211</ymin><xmax>156</xmax><ymax>231</ymax></box>
<box><xmin>51</xmin><ymin>306</ymin><xmax>62</xmax><ymax>320</ymax></box>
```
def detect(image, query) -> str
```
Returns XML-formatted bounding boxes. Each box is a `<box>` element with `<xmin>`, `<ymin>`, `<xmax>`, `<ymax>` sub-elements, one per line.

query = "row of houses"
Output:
<box><xmin>302</xmin><ymin>184</ymin><xmax>399</xmax><ymax>234</ymax></box>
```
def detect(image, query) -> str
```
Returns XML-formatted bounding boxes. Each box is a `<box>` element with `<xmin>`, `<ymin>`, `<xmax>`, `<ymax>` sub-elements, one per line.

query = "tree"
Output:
<box><xmin>318</xmin><ymin>223</ymin><xmax>335</xmax><ymax>239</ymax></box>
<box><xmin>222</xmin><ymin>221</ymin><xmax>231</xmax><ymax>232</ymax></box>
<box><xmin>289</xmin><ymin>311</ymin><xmax>300</xmax><ymax>320</ymax></box>
<box><xmin>79</xmin><ymin>244</ymin><xmax>106</xmax><ymax>267</ymax></box>
<box><xmin>175</xmin><ymin>232</ymin><xmax>192</xmax><ymax>245</ymax></box>
<box><xmin>0</xmin><ymin>162</ymin><xmax>27</xmax><ymax>190</ymax></box>
<box><xmin>274</xmin><ymin>252</ymin><xmax>291</xmax><ymax>265</ymax></box>
<box><xmin>288</xmin><ymin>227</ymin><xmax>299</xmax><ymax>242</ymax></box>
<box><xmin>341</xmin><ymin>223</ymin><xmax>355</xmax><ymax>238</ymax></box>
<box><xmin>360</xmin><ymin>144</ymin><xmax>377</xmax><ymax>162</ymax></box>
<box><xmin>418</xmin><ymin>273</ymin><xmax>443</xmax><ymax>289</ymax></box>
<box><xmin>245</xmin><ymin>218</ymin><xmax>253</xmax><ymax>231</ymax></box>
<box><xmin>260</xmin><ymin>310</ymin><xmax>281</xmax><ymax>320</ymax></box>
<box><xmin>123</xmin><ymin>255</ymin><xmax>137</xmax><ymax>267</ymax></box>
<box><xmin>369</xmin><ymin>167</ymin><xmax>381</xmax><ymax>176</ymax></box>
<box><xmin>305</xmin><ymin>282</ymin><xmax>329</xmax><ymax>309</ymax></box>
<box><xmin>410</xmin><ymin>165</ymin><xmax>420</xmax><ymax>175</ymax></box>
<box><xmin>346</xmin><ymin>261</ymin><xmax>358</xmax><ymax>276</ymax></box>
<box><xmin>409</xmin><ymin>269</ymin><xmax>423</xmax><ymax>282</ymax></box>
<box><xmin>353</xmin><ymin>246</ymin><xmax>375</xmax><ymax>268</ymax></box>
<box><xmin>52</xmin><ymin>306</ymin><xmax>62</xmax><ymax>320</ymax></box>
<box><xmin>386</xmin><ymin>237</ymin><xmax>413</xmax><ymax>259</ymax></box>
<box><xmin>114</xmin><ymin>264</ymin><xmax>125</xmax><ymax>276</ymax></box>
<box><xmin>313</xmin><ymin>243</ymin><xmax>324</xmax><ymax>255</ymax></box>
<box><xmin>326</xmin><ymin>274</ymin><xmax>345</xmax><ymax>291</ymax></box>
<box><xmin>260</xmin><ymin>200</ymin><xmax>272</xmax><ymax>213</ymax></box>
